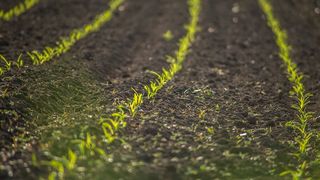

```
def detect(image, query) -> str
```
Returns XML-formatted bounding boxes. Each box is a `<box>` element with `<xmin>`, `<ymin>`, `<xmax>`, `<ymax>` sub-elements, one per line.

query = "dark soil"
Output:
<box><xmin>0</xmin><ymin>0</ymin><xmax>320</xmax><ymax>179</ymax></box>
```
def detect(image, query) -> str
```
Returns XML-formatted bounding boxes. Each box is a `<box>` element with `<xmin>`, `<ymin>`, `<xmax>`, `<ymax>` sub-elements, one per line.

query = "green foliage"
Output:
<box><xmin>0</xmin><ymin>53</ymin><xmax>24</xmax><ymax>75</ymax></box>
<box><xmin>14</xmin><ymin>54</ymin><xmax>24</xmax><ymax>68</ymax></box>
<box><xmin>259</xmin><ymin>0</ymin><xmax>315</xmax><ymax>178</ymax></box>
<box><xmin>0</xmin><ymin>0</ymin><xmax>39</xmax><ymax>21</ymax></box>
<box><xmin>98</xmin><ymin>105</ymin><xmax>127</xmax><ymax>145</ymax></box>
<box><xmin>206</xmin><ymin>127</ymin><xmax>215</xmax><ymax>135</ymax></box>
<box><xmin>42</xmin><ymin>0</ymin><xmax>201</xmax><ymax>178</ymax></box>
<box><xmin>27</xmin><ymin>0</ymin><xmax>124</xmax><ymax>65</ymax></box>
<box><xmin>0</xmin><ymin>54</ymin><xmax>12</xmax><ymax>72</ymax></box>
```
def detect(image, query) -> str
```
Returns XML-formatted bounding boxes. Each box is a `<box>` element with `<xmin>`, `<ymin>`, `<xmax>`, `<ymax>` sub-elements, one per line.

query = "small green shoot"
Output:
<box><xmin>14</xmin><ymin>54</ymin><xmax>24</xmax><ymax>68</ymax></box>
<box><xmin>215</xmin><ymin>104</ymin><xmax>221</xmax><ymax>112</ymax></box>
<box><xmin>126</xmin><ymin>88</ymin><xmax>143</xmax><ymax>117</ymax></box>
<box><xmin>206</xmin><ymin>127</ymin><xmax>215</xmax><ymax>135</ymax></box>
<box><xmin>0</xmin><ymin>54</ymin><xmax>12</xmax><ymax>70</ymax></box>
<box><xmin>0</xmin><ymin>0</ymin><xmax>39</xmax><ymax>21</ymax></box>
<box><xmin>259</xmin><ymin>0</ymin><xmax>315</xmax><ymax>178</ymax></box>
<box><xmin>163</xmin><ymin>30</ymin><xmax>174</xmax><ymax>41</ymax></box>
<box><xmin>0</xmin><ymin>53</ymin><xmax>24</xmax><ymax>75</ymax></box>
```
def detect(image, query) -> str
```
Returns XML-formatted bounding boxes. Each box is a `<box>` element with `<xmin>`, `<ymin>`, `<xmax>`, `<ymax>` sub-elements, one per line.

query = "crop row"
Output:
<box><xmin>0</xmin><ymin>0</ymin><xmax>123</xmax><ymax>77</ymax></box>
<box><xmin>0</xmin><ymin>0</ymin><xmax>39</xmax><ymax>21</ymax></box>
<box><xmin>259</xmin><ymin>0</ymin><xmax>317</xmax><ymax>179</ymax></box>
<box><xmin>0</xmin><ymin>0</ymin><xmax>123</xmax><ymax>178</ymax></box>
<box><xmin>34</xmin><ymin>0</ymin><xmax>201</xmax><ymax>179</ymax></box>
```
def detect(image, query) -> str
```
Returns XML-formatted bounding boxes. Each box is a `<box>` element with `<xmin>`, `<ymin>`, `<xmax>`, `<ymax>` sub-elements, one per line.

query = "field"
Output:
<box><xmin>1</xmin><ymin>0</ymin><xmax>320</xmax><ymax>179</ymax></box>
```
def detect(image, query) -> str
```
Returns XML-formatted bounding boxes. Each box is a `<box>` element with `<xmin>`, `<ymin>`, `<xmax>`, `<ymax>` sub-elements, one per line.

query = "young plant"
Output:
<box><xmin>0</xmin><ymin>53</ymin><xmax>24</xmax><ymax>75</ymax></box>
<box><xmin>13</xmin><ymin>54</ymin><xmax>24</xmax><ymax>68</ymax></box>
<box><xmin>259</xmin><ymin>0</ymin><xmax>315</xmax><ymax>178</ymax></box>
<box><xmin>163</xmin><ymin>30</ymin><xmax>174</xmax><ymax>41</ymax></box>
<box><xmin>43</xmin><ymin>0</ymin><xmax>201</xmax><ymax>179</ymax></box>
<box><xmin>24</xmin><ymin>0</ymin><xmax>123</xmax><ymax>65</ymax></box>
<box><xmin>0</xmin><ymin>54</ymin><xmax>12</xmax><ymax>70</ymax></box>
<box><xmin>0</xmin><ymin>0</ymin><xmax>40</xmax><ymax>21</ymax></box>
<box><xmin>126</xmin><ymin>88</ymin><xmax>143</xmax><ymax>117</ymax></box>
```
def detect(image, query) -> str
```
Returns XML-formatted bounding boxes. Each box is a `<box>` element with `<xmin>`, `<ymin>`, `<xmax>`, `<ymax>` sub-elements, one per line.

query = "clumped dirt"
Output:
<box><xmin>0</xmin><ymin>0</ymin><xmax>320</xmax><ymax>179</ymax></box>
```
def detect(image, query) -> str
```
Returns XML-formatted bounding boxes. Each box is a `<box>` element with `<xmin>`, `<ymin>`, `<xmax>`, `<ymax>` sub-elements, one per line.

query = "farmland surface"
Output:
<box><xmin>1</xmin><ymin>0</ymin><xmax>320</xmax><ymax>179</ymax></box>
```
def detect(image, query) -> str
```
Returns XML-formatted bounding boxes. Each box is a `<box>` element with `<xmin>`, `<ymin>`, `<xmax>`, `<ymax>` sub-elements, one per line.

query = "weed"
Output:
<box><xmin>259</xmin><ymin>0</ymin><xmax>315</xmax><ymax>178</ymax></box>
<box><xmin>0</xmin><ymin>0</ymin><xmax>39</xmax><ymax>21</ymax></box>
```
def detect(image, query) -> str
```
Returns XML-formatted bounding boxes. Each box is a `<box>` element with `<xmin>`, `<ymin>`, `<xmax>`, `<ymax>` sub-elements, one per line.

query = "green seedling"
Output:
<box><xmin>0</xmin><ymin>0</ymin><xmax>39</xmax><ymax>21</ymax></box>
<box><xmin>144</xmin><ymin>81</ymin><xmax>159</xmax><ymax>99</ymax></box>
<box><xmin>102</xmin><ymin>121</ymin><xmax>116</xmax><ymax>143</ymax></box>
<box><xmin>48</xmin><ymin>160</ymin><xmax>64</xmax><ymax>180</ymax></box>
<box><xmin>14</xmin><ymin>54</ymin><xmax>24</xmax><ymax>68</ymax></box>
<box><xmin>259</xmin><ymin>0</ymin><xmax>315</xmax><ymax>178</ymax></box>
<box><xmin>0</xmin><ymin>54</ymin><xmax>12</xmax><ymax>71</ymax></box>
<box><xmin>0</xmin><ymin>53</ymin><xmax>24</xmax><ymax>75</ymax></box>
<box><xmin>163</xmin><ymin>30</ymin><xmax>174</xmax><ymax>41</ymax></box>
<box><xmin>126</xmin><ymin>88</ymin><xmax>143</xmax><ymax>117</ymax></box>
<box><xmin>98</xmin><ymin>105</ymin><xmax>126</xmax><ymax>144</ymax></box>
<box><xmin>206</xmin><ymin>127</ymin><xmax>215</xmax><ymax>135</ymax></box>
<box><xmin>66</xmin><ymin>149</ymin><xmax>77</xmax><ymax>170</ymax></box>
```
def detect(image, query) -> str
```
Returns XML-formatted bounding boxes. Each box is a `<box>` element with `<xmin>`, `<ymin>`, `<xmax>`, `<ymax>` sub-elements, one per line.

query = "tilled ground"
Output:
<box><xmin>0</xmin><ymin>0</ymin><xmax>320</xmax><ymax>179</ymax></box>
